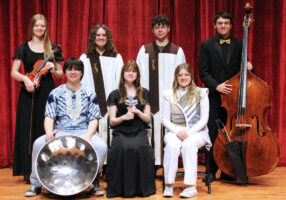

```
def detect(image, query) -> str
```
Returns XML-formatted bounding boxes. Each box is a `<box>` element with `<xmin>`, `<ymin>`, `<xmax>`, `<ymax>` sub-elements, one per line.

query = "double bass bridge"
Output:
<box><xmin>235</xmin><ymin>123</ymin><xmax>252</xmax><ymax>129</ymax></box>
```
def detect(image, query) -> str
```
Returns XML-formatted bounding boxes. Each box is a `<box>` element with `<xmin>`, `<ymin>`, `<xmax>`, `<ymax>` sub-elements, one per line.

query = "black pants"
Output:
<box><xmin>208</xmin><ymin>97</ymin><xmax>227</xmax><ymax>174</ymax></box>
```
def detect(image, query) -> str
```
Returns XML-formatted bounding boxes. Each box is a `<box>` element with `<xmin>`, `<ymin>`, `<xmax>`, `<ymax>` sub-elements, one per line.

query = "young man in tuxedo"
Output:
<box><xmin>199</xmin><ymin>12</ymin><xmax>252</xmax><ymax>181</ymax></box>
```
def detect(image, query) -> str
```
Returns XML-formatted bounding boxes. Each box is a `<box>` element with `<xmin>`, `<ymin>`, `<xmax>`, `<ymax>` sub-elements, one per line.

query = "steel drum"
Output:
<box><xmin>35</xmin><ymin>135</ymin><xmax>98</xmax><ymax>196</ymax></box>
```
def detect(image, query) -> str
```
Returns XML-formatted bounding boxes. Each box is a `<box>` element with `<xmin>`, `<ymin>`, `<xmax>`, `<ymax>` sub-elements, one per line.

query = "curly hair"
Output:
<box><xmin>86</xmin><ymin>24</ymin><xmax>117</xmax><ymax>57</ymax></box>
<box><xmin>118</xmin><ymin>60</ymin><xmax>145</xmax><ymax>106</ymax></box>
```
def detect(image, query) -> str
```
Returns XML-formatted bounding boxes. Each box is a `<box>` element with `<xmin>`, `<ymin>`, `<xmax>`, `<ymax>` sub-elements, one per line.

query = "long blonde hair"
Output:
<box><xmin>27</xmin><ymin>14</ymin><xmax>52</xmax><ymax>58</ymax></box>
<box><xmin>118</xmin><ymin>60</ymin><xmax>145</xmax><ymax>105</ymax></box>
<box><xmin>173</xmin><ymin>63</ymin><xmax>197</xmax><ymax>102</ymax></box>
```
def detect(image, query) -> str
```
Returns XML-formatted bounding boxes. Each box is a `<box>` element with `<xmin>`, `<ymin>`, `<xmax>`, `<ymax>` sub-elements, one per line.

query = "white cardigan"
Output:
<box><xmin>161</xmin><ymin>88</ymin><xmax>212</xmax><ymax>146</ymax></box>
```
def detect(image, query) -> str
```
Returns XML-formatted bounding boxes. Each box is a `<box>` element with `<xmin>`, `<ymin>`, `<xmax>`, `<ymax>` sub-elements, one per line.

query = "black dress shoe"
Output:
<box><xmin>202</xmin><ymin>173</ymin><xmax>216</xmax><ymax>183</ymax></box>
<box><xmin>220</xmin><ymin>172</ymin><xmax>237</xmax><ymax>181</ymax></box>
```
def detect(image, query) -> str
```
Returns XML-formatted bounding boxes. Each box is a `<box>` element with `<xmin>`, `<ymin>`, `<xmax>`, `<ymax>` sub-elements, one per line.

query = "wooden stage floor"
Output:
<box><xmin>1</xmin><ymin>167</ymin><xmax>285</xmax><ymax>199</ymax></box>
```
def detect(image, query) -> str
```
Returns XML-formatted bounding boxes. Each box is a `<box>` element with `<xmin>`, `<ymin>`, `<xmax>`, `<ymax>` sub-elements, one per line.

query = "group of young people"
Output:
<box><xmin>11</xmin><ymin>12</ymin><xmax>252</xmax><ymax>198</ymax></box>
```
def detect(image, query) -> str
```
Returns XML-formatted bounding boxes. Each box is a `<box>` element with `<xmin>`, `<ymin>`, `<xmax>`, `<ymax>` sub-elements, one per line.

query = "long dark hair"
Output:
<box><xmin>118</xmin><ymin>60</ymin><xmax>145</xmax><ymax>105</ymax></box>
<box><xmin>86</xmin><ymin>24</ymin><xmax>117</xmax><ymax>57</ymax></box>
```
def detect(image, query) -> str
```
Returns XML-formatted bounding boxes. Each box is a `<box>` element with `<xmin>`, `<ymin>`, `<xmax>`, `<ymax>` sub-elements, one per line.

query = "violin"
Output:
<box><xmin>25</xmin><ymin>47</ymin><xmax>59</xmax><ymax>88</ymax></box>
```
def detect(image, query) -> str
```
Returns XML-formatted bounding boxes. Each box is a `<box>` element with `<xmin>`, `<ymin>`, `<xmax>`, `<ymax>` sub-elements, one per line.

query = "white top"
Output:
<box><xmin>79</xmin><ymin>53</ymin><xmax>124</xmax><ymax>100</ymax></box>
<box><xmin>136</xmin><ymin>45</ymin><xmax>186</xmax><ymax>114</ymax></box>
<box><xmin>161</xmin><ymin>88</ymin><xmax>212</xmax><ymax>146</ymax></box>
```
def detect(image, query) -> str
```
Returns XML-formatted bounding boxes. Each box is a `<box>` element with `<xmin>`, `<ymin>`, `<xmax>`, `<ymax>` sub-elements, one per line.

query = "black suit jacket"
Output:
<box><xmin>199</xmin><ymin>35</ymin><xmax>242</xmax><ymax>106</ymax></box>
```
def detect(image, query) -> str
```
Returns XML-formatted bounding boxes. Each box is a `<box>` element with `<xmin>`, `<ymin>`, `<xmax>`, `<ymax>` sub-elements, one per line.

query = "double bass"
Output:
<box><xmin>213</xmin><ymin>3</ymin><xmax>280</xmax><ymax>179</ymax></box>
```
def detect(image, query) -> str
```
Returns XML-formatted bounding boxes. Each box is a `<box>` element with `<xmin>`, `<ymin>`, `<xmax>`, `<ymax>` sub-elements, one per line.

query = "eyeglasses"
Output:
<box><xmin>177</xmin><ymin>74</ymin><xmax>191</xmax><ymax>78</ymax></box>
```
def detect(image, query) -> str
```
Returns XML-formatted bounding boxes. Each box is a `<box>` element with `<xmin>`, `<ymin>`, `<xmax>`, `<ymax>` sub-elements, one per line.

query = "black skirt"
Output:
<box><xmin>13</xmin><ymin>77</ymin><xmax>54</xmax><ymax>176</ymax></box>
<box><xmin>106</xmin><ymin>129</ymin><xmax>156</xmax><ymax>198</ymax></box>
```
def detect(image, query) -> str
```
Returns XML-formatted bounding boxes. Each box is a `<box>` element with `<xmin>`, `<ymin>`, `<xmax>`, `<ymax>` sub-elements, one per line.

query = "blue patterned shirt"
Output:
<box><xmin>45</xmin><ymin>84</ymin><xmax>101</xmax><ymax>130</ymax></box>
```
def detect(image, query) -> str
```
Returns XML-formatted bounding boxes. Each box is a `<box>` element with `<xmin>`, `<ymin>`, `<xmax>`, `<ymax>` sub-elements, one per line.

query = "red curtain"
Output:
<box><xmin>1</xmin><ymin>0</ymin><xmax>285</xmax><ymax>167</ymax></box>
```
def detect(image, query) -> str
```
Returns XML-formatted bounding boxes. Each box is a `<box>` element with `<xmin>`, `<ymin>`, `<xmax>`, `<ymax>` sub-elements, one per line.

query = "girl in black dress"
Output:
<box><xmin>11</xmin><ymin>14</ymin><xmax>63</xmax><ymax>180</ymax></box>
<box><xmin>106</xmin><ymin>60</ymin><xmax>156</xmax><ymax>198</ymax></box>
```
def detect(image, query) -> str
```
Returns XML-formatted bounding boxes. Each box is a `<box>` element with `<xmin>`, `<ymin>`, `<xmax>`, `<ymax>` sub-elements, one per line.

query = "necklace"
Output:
<box><xmin>65</xmin><ymin>85</ymin><xmax>82</xmax><ymax>121</ymax></box>
<box><xmin>177</xmin><ymin>87</ymin><xmax>187</xmax><ymax>99</ymax></box>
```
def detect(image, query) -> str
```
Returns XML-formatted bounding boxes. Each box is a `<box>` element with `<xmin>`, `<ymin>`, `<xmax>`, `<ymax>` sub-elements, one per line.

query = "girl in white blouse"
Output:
<box><xmin>161</xmin><ymin>63</ymin><xmax>212</xmax><ymax>198</ymax></box>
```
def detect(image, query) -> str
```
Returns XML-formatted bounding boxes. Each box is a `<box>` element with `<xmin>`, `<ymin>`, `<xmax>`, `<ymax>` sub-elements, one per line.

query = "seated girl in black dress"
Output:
<box><xmin>106</xmin><ymin>60</ymin><xmax>156</xmax><ymax>198</ymax></box>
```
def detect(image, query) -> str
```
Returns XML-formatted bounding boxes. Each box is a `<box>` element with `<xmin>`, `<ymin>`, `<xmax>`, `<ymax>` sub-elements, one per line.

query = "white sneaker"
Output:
<box><xmin>25</xmin><ymin>185</ymin><xmax>41</xmax><ymax>197</ymax></box>
<box><xmin>163</xmin><ymin>185</ymin><xmax>174</xmax><ymax>197</ymax></box>
<box><xmin>179</xmin><ymin>186</ymin><xmax>198</xmax><ymax>198</ymax></box>
<box><xmin>90</xmin><ymin>183</ymin><xmax>104</xmax><ymax>196</ymax></box>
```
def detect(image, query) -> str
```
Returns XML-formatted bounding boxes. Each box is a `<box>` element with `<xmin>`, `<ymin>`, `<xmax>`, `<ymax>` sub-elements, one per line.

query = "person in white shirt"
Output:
<box><xmin>25</xmin><ymin>58</ymin><xmax>107</xmax><ymax>197</ymax></box>
<box><xmin>80</xmin><ymin>24</ymin><xmax>124</xmax><ymax>158</ymax></box>
<box><xmin>136</xmin><ymin>15</ymin><xmax>186</xmax><ymax>165</ymax></box>
<box><xmin>161</xmin><ymin>63</ymin><xmax>211</xmax><ymax>198</ymax></box>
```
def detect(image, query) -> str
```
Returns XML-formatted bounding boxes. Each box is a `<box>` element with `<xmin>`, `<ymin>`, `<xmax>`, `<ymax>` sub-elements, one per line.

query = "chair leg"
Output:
<box><xmin>206</xmin><ymin>149</ymin><xmax>211</xmax><ymax>194</ymax></box>
<box><xmin>93</xmin><ymin>173</ymin><xmax>100</xmax><ymax>187</ymax></box>
<box><xmin>162</xmin><ymin>166</ymin><xmax>165</xmax><ymax>193</ymax></box>
<box><xmin>101</xmin><ymin>164</ymin><xmax>107</xmax><ymax>181</ymax></box>
<box><xmin>154</xmin><ymin>165</ymin><xmax>159</xmax><ymax>177</ymax></box>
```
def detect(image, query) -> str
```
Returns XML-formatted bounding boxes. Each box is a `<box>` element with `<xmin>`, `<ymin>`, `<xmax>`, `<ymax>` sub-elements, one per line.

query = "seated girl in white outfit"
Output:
<box><xmin>161</xmin><ymin>63</ymin><xmax>212</xmax><ymax>198</ymax></box>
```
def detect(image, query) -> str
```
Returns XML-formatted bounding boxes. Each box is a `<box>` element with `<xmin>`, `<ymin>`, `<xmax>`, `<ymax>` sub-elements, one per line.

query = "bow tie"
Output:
<box><xmin>219</xmin><ymin>39</ymin><xmax>231</xmax><ymax>44</ymax></box>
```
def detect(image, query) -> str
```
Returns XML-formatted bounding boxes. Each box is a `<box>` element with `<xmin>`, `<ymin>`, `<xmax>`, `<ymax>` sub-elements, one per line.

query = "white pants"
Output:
<box><xmin>163</xmin><ymin>132</ymin><xmax>206</xmax><ymax>185</ymax></box>
<box><xmin>30</xmin><ymin>129</ymin><xmax>107</xmax><ymax>187</ymax></box>
<box><xmin>153</xmin><ymin>113</ymin><xmax>161</xmax><ymax>165</ymax></box>
<box><xmin>98</xmin><ymin>114</ymin><xmax>108</xmax><ymax>163</ymax></box>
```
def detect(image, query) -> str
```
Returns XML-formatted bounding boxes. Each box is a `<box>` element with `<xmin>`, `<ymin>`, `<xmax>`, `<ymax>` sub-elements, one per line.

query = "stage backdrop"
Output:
<box><xmin>0</xmin><ymin>0</ymin><xmax>285</xmax><ymax>167</ymax></box>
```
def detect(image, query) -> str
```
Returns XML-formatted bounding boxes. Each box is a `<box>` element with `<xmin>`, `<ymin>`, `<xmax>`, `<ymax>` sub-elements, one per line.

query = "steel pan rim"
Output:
<box><xmin>35</xmin><ymin>135</ymin><xmax>99</xmax><ymax>196</ymax></box>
